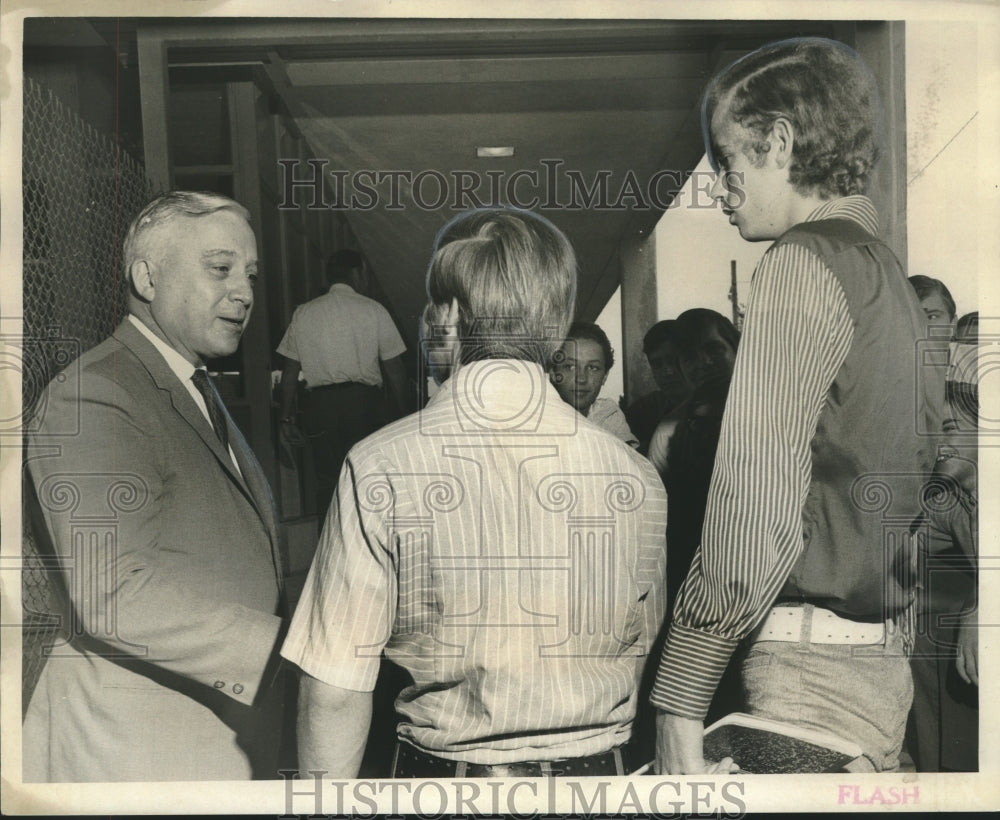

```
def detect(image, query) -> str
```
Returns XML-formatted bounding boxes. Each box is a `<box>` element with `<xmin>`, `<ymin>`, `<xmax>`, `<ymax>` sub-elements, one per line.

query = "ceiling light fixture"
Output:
<box><xmin>476</xmin><ymin>146</ymin><xmax>515</xmax><ymax>158</ymax></box>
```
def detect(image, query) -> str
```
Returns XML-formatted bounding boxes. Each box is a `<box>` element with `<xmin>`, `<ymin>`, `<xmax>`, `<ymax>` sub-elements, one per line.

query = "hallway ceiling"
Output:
<box><xmin>95</xmin><ymin>17</ymin><xmax>841</xmax><ymax>346</ymax></box>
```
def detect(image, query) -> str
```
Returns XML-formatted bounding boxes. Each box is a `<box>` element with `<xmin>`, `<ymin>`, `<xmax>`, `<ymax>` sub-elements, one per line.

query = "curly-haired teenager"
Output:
<box><xmin>651</xmin><ymin>38</ymin><xmax>946</xmax><ymax>774</ymax></box>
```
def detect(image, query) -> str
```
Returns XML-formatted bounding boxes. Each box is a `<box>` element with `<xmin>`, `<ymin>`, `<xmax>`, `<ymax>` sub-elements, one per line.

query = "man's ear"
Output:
<box><xmin>129</xmin><ymin>260</ymin><xmax>156</xmax><ymax>302</ymax></box>
<box><xmin>769</xmin><ymin>117</ymin><xmax>795</xmax><ymax>169</ymax></box>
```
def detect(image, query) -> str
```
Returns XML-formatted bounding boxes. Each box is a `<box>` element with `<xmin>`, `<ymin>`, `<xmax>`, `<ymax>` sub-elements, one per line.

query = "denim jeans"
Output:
<box><xmin>741</xmin><ymin>608</ymin><xmax>913</xmax><ymax>772</ymax></box>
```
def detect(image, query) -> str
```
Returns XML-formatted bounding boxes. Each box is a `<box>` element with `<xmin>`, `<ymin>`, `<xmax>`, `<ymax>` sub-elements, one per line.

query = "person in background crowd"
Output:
<box><xmin>905</xmin><ymin>278</ymin><xmax>979</xmax><ymax>771</ymax></box>
<box><xmin>651</xmin><ymin>37</ymin><xmax>946</xmax><ymax>775</ymax></box>
<box><xmin>624</xmin><ymin>320</ymin><xmax>692</xmax><ymax>454</ymax></box>
<box><xmin>646</xmin><ymin>310</ymin><xmax>742</xmax><ymax>725</ymax></box>
<box><xmin>650</xmin><ymin>309</ymin><xmax>740</xmax><ymax>606</ymax></box>
<box><xmin>906</xmin><ymin>394</ymin><xmax>979</xmax><ymax>772</ymax></box>
<box><xmin>647</xmin><ymin>308</ymin><xmax>740</xmax><ymax>475</ymax></box>
<box><xmin>276</xmin><ymin>249</ymin><xmax>408</xmax><ymax>520</ymax></box>
<box><xmin>23</xmin><ymin>191</ymin><xmax>286</xmax><ymax>781</ymax></box>
<box><xmin>282</xmin><ymin>208</ymin><xmax>667</xmax><ymax>778</ymax></box>
<box><xmin>672</xmin><ymin>308</ymin><xmax>740</xmax><ymax>389</ymax></box>
<box><xmin>955</xmin><ymin>311</ymin><xmax>978</xmax><ymax>345</ymax></box>
<box><xmin>948</xmin><ymin>312</ymin><xmax>979</xmax><ymax>431</ymax></box>
<box><xmin>550</xmin><ymin>321</ymin><xmax>639</xmax><ymax>447</ymax></box>
<box><xmin>908</xmin><ymin>275</ymin><xmax>958</xmax><ymax>339</ymax></box>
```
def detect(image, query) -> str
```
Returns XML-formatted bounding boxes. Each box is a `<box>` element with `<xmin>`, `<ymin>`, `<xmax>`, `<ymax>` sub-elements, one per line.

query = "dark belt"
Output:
<box><xmin>306</xmin><ymin>381</ymin><xmax>374</xmax><ymax>392</ymax></box>
<box><xmin>391</xmin><ymin>741</ymin><xmax>627</xmax><ymax>778</ymax></box>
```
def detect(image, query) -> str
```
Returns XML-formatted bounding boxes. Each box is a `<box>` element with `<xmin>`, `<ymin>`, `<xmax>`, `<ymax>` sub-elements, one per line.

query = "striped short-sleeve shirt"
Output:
<box><xmin>282</xmin><ymin>359</ymin><xmax>667</xmax><ymax>762</ymax></box>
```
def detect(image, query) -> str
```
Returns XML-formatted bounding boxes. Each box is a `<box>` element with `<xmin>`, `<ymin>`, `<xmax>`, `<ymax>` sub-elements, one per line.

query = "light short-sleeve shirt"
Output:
<box><xmin>587</xmin><ymin>397</ymin><xmax>639</xmax><ymax>448</ymax></box>
<box><xmin>282</xmin><ymin>359</ymin><xmax>667</xmax><ymax>762</ymax></box>
<box><xmin>276</xmin><ymin>284</ymin><xmax>406</xmax><ymax>387</ymax></box>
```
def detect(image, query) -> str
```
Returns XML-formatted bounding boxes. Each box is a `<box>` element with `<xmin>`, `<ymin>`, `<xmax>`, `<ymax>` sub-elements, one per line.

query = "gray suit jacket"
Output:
<box><xmin>24</xmin><ymin>319</ymin><xmax>285</xmax><ymax>781</ymax></box>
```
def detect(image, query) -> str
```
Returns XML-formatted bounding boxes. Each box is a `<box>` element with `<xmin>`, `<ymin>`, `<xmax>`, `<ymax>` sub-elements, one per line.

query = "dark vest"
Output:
<box><xmin>775</xmin><ymin>218</ymin><xmax>946</xmax><ymax>620</ymax></box>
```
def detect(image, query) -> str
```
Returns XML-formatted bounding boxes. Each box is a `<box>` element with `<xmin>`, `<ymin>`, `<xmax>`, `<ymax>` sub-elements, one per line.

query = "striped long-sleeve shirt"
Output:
<box><xmin>650</xmin><ymin>196</ymin><xmax>879</xmax><ymax>719</ymax></box>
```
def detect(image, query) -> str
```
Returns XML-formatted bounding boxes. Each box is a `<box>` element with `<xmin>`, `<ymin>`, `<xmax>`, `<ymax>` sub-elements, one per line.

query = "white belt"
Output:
<box><xmin>750</xmin><ymin>604</ymin><xmax>888</xmax><ymax>645</ymax></box>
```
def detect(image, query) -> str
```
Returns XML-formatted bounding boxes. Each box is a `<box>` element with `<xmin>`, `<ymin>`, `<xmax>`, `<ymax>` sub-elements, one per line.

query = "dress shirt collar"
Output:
<box><xmin>127</xmin><ymin>314</ymin><xmax>198</xmax><ymax>383</ymax></box>
<box><xmin>804</xmin><ymin>195</ymin><xmax>879</xmax><ymax>236</ymax></box>
<box><xmin>329</xmin><ymin>283</ymin><xmax>357</xmax><ymax>295</ymax></box>
<box><xmin>127</xmin><ymin>315</ymin><xmax>242</xmax><ymax>475</ymax></box>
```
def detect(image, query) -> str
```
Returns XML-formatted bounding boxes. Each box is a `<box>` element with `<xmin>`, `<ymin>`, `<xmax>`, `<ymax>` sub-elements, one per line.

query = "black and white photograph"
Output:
<box><xmin>1</xmin><ymin>0</ymin><xmax>997</xmax><ymax>814</ymax></box>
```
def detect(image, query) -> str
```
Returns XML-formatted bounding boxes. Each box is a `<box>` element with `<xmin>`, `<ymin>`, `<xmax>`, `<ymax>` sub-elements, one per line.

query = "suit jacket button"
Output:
<box><xmin>233</xmin><ymin>683</ymin><xmax>244</xmax><ymax>694</ymax></box>
<box><xmin>214</xmin><ymin>680</ymin><xmax>225</xmax><ymax>689</ymax></box>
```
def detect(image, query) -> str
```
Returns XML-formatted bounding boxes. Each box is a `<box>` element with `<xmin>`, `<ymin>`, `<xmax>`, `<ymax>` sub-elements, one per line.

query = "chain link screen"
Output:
<box><xmin>21</xmin><ymin>75</ymin><xmax>155</xmax><ymax>713</ymax></box>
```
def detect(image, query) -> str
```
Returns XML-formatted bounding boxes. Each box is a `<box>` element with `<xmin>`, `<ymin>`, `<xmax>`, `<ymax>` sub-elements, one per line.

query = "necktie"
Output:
<box><xmin>191</xmin><ymin>369</ymin><xmax>229</xmax><ymax>450</ymax></box>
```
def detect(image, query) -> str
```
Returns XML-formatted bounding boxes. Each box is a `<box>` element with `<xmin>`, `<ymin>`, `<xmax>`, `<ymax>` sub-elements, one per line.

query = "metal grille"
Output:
<box><xmin>21</xmin><ymin>75</ymin><xmax>155</xmax><ymax>713</ymax></box>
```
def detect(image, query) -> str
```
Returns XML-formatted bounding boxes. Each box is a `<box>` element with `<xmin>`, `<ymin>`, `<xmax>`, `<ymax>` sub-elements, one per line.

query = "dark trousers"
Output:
<box><xmin>908</xmin><ymin>622</ymin><xmax>978</xmax><ymax>772</ymax></box>
<box><xmin>906</xmin><ymin>506</ymin><xmax>978</xmax><ymax>772</ymax></box>
<box><xmin>303</xmin><ymin>382</ymin><xmax>386</xmax><ymax>521</ymax></box>
<box><xmin>390</xmin><ymin>742</ymin><xmax>629</xmax><ymax>777</ymax></box>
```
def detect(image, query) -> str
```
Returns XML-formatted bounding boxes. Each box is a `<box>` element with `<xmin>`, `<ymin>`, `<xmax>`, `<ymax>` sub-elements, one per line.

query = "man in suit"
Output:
<box><xmin>23</xmin><ymin>191</ymin><xmax>286</xmax><ymax>781</ymax></box>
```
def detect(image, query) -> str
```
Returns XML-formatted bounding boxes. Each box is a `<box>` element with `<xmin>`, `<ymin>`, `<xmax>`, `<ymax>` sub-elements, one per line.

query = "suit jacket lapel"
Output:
<box><xmin>113</xmin><ymin>321</ymin><xmax>274</xmax><ymax>539</ymax></box>
<box><xmin>228</xmin><ymin>422</ymin><xmax>284</xmax><ymax>590</ymax></box>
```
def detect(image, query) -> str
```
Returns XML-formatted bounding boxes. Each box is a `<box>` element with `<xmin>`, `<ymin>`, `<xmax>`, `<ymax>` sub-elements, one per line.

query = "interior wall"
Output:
<box><xmin>905</xmin><ymin>21</ymin><xmax>979</xmax><ymax>318</ymax></box>
<box><xmin>654</xmin><ymin>154</ymin><xmax>767</xmax><ymax>325</ymax></box>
